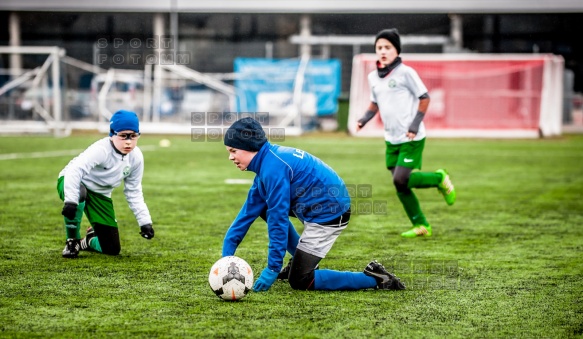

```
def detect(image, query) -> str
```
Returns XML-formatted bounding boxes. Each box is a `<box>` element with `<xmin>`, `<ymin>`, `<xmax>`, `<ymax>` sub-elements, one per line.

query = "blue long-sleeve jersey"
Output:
<box><xmin>222</xmin><ymin>142</ymin><xmax>351</xmax><ymax>272</ymax></box>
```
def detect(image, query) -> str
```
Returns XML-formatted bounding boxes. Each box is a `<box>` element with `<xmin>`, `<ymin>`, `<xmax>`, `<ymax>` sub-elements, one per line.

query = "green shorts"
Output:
<box><xmin>57</xmin><ymin>176</ymin><xmax>118</xmax><ymax>227</ymax></box>
<box><xmin>385</xmin><ymin>138</ymin><xmax>425</xmax><ymax>170</ymax></box>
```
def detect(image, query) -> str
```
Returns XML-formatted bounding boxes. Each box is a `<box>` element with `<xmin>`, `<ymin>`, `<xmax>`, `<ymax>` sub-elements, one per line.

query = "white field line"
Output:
<box><xmin>0</xmin><ymin>145</ymin><xmax>157</xmax><ymax>161</ymax></box>
<box><xmin>224</xmin><ymin>179</ymin><xmax>253</xmax><ymax>185</ymax></box>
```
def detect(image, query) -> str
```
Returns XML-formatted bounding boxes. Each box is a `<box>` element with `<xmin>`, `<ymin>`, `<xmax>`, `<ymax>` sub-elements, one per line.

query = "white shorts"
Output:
<box><xmin>296</xmin><ymin>213</ymin><xmax>349</xmax><ymax>258</ymax></box>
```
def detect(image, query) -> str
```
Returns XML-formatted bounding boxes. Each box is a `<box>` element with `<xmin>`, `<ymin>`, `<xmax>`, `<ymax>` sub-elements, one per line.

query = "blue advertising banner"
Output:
<box><xmin>234</xmin><ymin>58</ymin><xmax>341</xmax><ymax>116</ymax></box>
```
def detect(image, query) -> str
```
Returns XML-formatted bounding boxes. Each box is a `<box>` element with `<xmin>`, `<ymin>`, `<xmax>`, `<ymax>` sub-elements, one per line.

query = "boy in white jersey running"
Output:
<box><xmin>356</xmin><ymin>28</ymin><xmax>456</xmax><ymax>238</ymax></box>
<box><xmin>57</xmin><ymin>110</ymin><xmax>154</xmax><ymax>258</ymax></box>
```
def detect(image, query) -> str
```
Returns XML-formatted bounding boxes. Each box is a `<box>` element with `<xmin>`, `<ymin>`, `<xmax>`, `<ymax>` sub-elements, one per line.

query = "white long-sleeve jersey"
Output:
<box><xmin>58</xmin><ymin>137</ymin><xmax>152</xmax><ymax>226</ymax></box>
<box><xmin>368</xmin><ymin>63</ymin><xmax>428</xmax><ymax>144</ymax></box>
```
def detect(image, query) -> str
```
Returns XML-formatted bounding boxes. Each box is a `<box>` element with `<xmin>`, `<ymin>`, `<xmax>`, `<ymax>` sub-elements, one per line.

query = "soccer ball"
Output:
<box><xmin>208</xmin><ymin>256</ymin><xmax>254</xmax><ymax>301</ymax></box>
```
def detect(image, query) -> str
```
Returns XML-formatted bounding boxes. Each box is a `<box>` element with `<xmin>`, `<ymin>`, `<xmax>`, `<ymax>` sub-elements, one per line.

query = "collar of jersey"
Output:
<box><xmin>246</xmin><ymin>142</ymin><xmax>270</xmax><ymax>174</ymax></box>
<box><xmin>377</xmin><ymin>56</ymin><xmax>402</xmax><ymax>78</ymax></box>
<box><xmin>109</xmin><ymin>140</ymin><xmax>127</xmax><ymax>159</ymax></box>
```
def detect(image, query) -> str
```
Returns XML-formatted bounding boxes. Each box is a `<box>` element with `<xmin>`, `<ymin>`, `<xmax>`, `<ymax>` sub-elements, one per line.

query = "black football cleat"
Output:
<box><xmin>277</xmin><ymin>259</ymin><xmax>292</xmax><ymax>280</ymax></box>
<box><xmin>62</xmin><ymin>238</ymin><xmax>80</xmax><ymax>258</ymax></box>
<box><xmin>364</xmin><ymin>260</ymin><xmax>406</xmax><ymax>290</ymax></box>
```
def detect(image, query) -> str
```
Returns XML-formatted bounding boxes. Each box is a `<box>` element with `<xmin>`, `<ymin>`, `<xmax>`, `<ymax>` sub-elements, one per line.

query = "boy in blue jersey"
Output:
<box><xmin>222</xmin><ymin>117</ymin><xmax>405</xmax><ymax>292</ymax></box>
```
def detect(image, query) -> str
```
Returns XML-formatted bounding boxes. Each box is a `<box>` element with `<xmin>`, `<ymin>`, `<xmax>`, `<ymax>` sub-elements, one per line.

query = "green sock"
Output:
<box><xmin>63</xmin><ymin>201</ymin><xmax>85</xmax><ymax>239</ymax></box>
<box><xmin>396</xmin><ymin>191</ymin><xmax>428</xmax><ymax>226</ymax></box>
<box><xmin>89</xmin><ymin>236</ymin><xmax>102</xmax><ymax>253</ymax></box>
<box><xmin>408</xmin><ymin>171</ymin><xmax>442</xmax><ymax>189</ymax></box>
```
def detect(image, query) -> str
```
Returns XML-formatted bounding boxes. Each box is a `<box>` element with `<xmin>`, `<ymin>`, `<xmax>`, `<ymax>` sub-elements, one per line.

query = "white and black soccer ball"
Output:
<box><xmin>208</xmin><ymin>256</ymin><xmax>254</xmax><ymax>301</ymax></box>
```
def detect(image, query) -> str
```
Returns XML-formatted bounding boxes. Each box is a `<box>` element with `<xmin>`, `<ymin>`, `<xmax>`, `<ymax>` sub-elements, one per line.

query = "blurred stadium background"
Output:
<box><xmin>0</xmin><ymin>0</ymin><xmax>582</xmax><ymax>137</ymax></box>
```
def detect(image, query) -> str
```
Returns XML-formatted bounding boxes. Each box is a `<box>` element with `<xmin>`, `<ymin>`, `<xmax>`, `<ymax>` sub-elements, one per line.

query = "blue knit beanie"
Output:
<box><xmin>109</xmin><ymin>110</ymin><xmax>140</xmax><ymax>136</ymax></box>
<box><xmin>224</xmin><ymin>117</ymin><xmax>267</xmax><ymax>152</ymax></box>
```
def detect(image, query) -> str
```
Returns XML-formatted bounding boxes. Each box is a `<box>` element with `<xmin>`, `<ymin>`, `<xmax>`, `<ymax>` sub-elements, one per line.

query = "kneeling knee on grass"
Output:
<box><xmin>93</xmin><ymin>223</ymin><xmax>121</xmax><ymax>255</ymax></box>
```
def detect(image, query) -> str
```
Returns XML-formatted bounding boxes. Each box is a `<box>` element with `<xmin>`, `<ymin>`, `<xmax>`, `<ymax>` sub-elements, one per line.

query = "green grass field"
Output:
<box><xmin>1</xmin><ymin>132</ymin><xmax>582</xmax><ymax>338</ymax></box>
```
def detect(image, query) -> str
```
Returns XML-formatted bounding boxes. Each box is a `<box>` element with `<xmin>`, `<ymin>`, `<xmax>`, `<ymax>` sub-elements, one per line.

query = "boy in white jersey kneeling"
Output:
<box><xmin>57</xmin><ymin>110</ymin><xmax>154</xmax><ymax>258</ymax></box>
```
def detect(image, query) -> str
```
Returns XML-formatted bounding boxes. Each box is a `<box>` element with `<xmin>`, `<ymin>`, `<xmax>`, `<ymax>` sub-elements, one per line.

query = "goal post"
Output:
<box><xmin>0</xmin><ymin>46</ymin><xmax>67</xmax><ymax>136</ymax></box>
<box><xmin>349</xmin><ymin>53</ymin><xmax>564</xmax><ymax>138</ymax></box>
